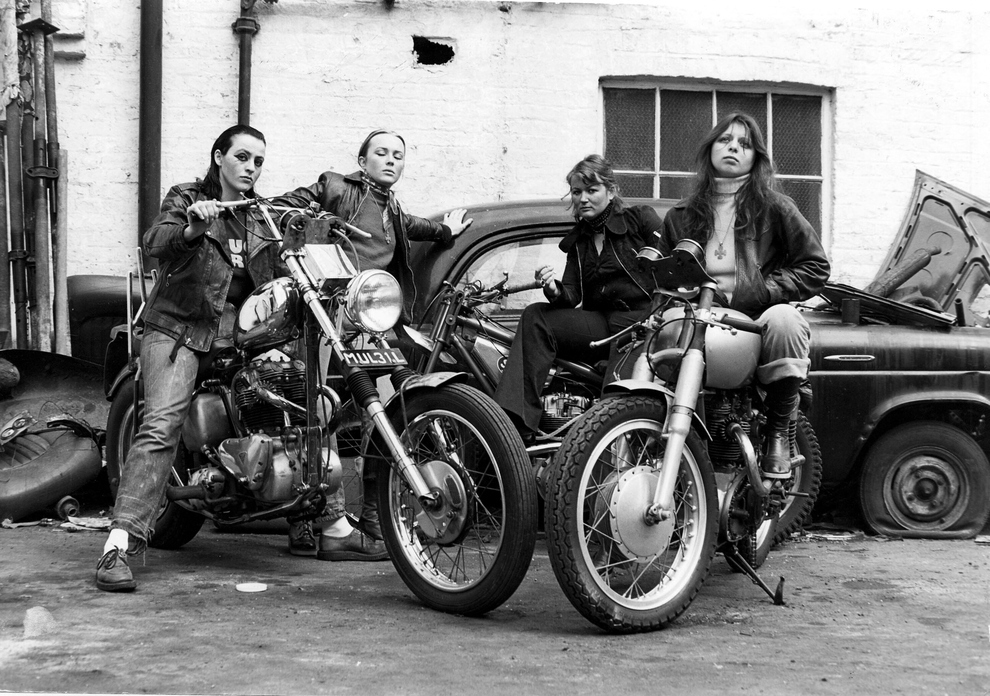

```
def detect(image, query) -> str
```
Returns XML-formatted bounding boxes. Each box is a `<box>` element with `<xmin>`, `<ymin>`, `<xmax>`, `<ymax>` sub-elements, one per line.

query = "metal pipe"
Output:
<box><xmin>232</xmin><ymin>6</ymin><xmax>260</xmax><ymax>125</ymax></box>
<box><xmin>30</xmin><ymin>28</ymin><xmax>51</xmax><ymax>351</ymax></box>
<box><xmin>138</xmin><ymin>0</ymin><xmax>163</xmax><ymax>258</ymax></box>
<box><xmin>54</xmin><ymin>149</ymin><xmax>68</xmax><ymax>353</ymax></box>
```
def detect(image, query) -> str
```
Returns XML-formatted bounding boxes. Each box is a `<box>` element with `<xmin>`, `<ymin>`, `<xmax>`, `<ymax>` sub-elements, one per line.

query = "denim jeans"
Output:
<box><xmin>754</xmin><ymin>304</ymin><xmax>812</xmax><ymax>384</ymax></box>
<box><xmin>112</xmin><ymin>329</ymin><xmax>200</xmax><ymax>550</ymax></box>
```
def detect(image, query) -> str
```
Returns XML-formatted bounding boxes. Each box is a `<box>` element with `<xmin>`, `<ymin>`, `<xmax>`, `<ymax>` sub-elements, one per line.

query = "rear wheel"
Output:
<box><xmin>373</xmin><ymin>383</ymin><xmax>537</xmax><ymax>616</ymax></box>
<box><xmin>105</xmin><ymin>376</ymin><xmax>204</xmax><ymax>549</ymax></box>
<box><xmin>545</xmin><ymin>396</ymin><xmax>718</xmax><ymax>633</ymax></box>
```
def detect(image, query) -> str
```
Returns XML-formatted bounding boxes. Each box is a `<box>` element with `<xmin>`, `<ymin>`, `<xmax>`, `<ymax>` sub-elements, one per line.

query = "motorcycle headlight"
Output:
<box><xmin>344</xmin><ymin>270</ymin><xmax>402</xmax><ymax>333</ymax></box>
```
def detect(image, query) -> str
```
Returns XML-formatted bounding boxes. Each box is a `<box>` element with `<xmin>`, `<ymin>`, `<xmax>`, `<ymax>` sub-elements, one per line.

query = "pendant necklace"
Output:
<box><xmin>714</xmin><ymin>230</ymin><xmax>729</xmax><ymax>260</ymax></box>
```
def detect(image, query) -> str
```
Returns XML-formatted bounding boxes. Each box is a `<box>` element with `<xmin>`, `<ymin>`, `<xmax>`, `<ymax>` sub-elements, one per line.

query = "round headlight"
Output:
<box><xmin>344</xmin><ymin>270</ymin><xmax>402</xmax><ymax>333</ymax></box>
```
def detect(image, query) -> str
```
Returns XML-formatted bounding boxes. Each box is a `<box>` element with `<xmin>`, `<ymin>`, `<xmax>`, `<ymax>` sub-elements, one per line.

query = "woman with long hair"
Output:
<box><xmin>96</xmin><ymin>124</ymin><xmax>278</xmax><ymax>591</ymax></box>
<box><xmin>660</xmin><ymin>111</ymin><xmax>830</xmax><ymax>475</ymax></box>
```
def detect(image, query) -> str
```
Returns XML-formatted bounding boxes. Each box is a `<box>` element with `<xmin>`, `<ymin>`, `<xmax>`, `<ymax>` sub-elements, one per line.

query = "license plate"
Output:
<box><xmin>341</xmin><ymin>348</ymin><xmax>407</xmax><ymax>367</ymax></box>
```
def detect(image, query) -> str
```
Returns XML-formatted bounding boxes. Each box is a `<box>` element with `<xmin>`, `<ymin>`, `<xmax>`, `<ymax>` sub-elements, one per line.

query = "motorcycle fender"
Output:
<box><xmin>603</xmin><ymin>378</ymin><xmax>713</xmax><ymax>442</ymax></box>
<box><xmin>106</xmin><ymin>362</ymin><xmax>138</xmax><ymax>403</ymax></box>
<box><xmin>383</xmin><ymin>371</ymin><xmax>468</xmax><ymax>410</ymax></box>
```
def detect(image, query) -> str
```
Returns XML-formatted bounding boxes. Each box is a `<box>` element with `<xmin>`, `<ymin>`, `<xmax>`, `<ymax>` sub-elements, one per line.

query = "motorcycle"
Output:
<box><xmin>401</xmin><ymin>275</ymin><xmax>819</xmax><ymax>543</ymax></box>
<box><xmin>102</xmin><ymin>198</ymin><xmax>538</xmax><ymax>616</ymax></box>
<box><xmin>399</xmin><ymin>276</ymin><xmax>605</xmax><ymax>493</ymax></box>
<box><xmin>543</xmin><ymin>239</ymin><xmax>823</xmax><ymax>633</ymax></box>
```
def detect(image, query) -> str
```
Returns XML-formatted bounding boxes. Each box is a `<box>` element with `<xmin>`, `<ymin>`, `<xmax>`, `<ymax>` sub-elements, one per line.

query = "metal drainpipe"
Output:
<box><xmin>138</xmin><ymin>0</ymin><xmax>162</xmax><ymax>262</ymax></box>
<box><xmin>232</xmin><ymin>4</ymin><xmax>260</xmax><ymax>125</ymax></box>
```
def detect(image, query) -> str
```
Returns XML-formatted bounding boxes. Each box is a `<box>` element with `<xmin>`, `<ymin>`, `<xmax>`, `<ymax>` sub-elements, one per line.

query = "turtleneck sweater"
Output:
<box><xmin>705</xmin><ymin>174</ymin><xmax>749</xmax><ymax>303</ymax></box>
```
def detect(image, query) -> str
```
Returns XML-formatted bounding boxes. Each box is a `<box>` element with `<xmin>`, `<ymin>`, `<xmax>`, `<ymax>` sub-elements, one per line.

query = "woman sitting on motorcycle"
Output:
<box><xmin>494</xmin><ymin>154</ymin><xmax>663</xmax><ymax>442</ymax></box>
<box><xmin>96</xmin><ymin>124</ymin><xmax>276</xmax><ymax>592</ymax></box>
<box><xmin>658</xmin><ymin>111</ymin><xmax>830</xmax><ymax>475</ymax></box>
<box><xmin>277</xmin><ymin>129</ymin><xmax>473</xmax><ymax>559</ymax></box>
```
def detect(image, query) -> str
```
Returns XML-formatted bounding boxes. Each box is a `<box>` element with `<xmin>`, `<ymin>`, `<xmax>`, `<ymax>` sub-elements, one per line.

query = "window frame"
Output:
<box><xmin>599</xmin><ymin>80</ymin><xmax>834</xmax><ymax>246</ymax></box>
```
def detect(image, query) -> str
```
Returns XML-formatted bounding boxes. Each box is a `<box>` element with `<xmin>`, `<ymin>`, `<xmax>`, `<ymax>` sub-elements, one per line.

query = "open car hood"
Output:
<box><xmin>871</xmin><ymin>170</ymin><xmax>990</xmax><ymax>323</ymax></box>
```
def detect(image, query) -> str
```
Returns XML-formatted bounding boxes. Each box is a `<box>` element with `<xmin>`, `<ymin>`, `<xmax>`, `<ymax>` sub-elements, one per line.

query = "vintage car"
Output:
<box><xmin>408</xmin><ymin>171</ymin><xmax>990</xmax><ymax>540</ymax></box>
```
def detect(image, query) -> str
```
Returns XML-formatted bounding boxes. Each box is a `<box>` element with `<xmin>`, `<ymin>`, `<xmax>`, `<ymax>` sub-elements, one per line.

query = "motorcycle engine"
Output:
<box><xmin>704</xmin><ymin>391</ymin><xmax>754</xmax><ymax>466</ymax></box>
<box><xmin>232</xmin><ymin>360</ymin><xmax>307</xmax><ymax>434</ymax></box>
<box><xmin>540</xmin><ymin>392</ymin><xmax>592</xmax><ymax>433</ymax></box>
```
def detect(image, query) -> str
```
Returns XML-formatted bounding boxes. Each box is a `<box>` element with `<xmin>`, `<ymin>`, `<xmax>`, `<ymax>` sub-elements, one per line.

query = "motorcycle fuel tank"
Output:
<box><xmin>657</xmin><ymin>306</ymin><xmax>761</xmax><ymax>390</ymax></box>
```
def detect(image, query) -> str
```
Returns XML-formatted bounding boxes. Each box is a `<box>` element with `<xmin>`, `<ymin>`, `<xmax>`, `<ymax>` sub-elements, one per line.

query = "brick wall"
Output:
<box><xmin>45</xmin><ymin>0</ymin><xmax>990</xmax><ymax>289</ymax></box>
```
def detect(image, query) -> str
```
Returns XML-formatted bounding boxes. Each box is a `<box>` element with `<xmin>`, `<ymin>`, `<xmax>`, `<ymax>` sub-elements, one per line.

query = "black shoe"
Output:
<box><xmin>762</xmin><ymin>430</ymin><xmax>792</xmax><ymax>478</ymax></box>
<box><xmin>316</xmin><ymin>530</ymin><xmax>389</xmax><ymax>562</ymax></box>
<box><xmin>95</xmin><ymin>548</ymin><xmax>136</xmax><ymax>592</ymax></box>
<box><xmin>287</xmin><ymin>520</ymin><xmax>318</xmax><ymax>557</ymax></box>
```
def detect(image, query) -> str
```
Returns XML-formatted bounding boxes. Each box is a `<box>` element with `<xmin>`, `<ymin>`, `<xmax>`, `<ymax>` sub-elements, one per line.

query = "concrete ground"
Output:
<box><xmin>1</xmin><ymin>503</ymin><xmax>988</xmax><ymax>696</ymax></box>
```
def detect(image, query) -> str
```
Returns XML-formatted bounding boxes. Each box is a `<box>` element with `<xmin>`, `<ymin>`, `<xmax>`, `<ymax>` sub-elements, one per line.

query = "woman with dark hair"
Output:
<box><xmin>96</xmin><ymin>124</ymin><xmax>278</xmax><ymax>592</ymax></box>
<box><xmin>277</xmin><ymin>129</ymin><xmax>473</xmax><ymax>561</ymax></box>
<box><xmin>659</xmin><ymin>111</ymin><xmax>830</xmax><ymax>475</ymax></box>
<box><xmin>494</xmin><ymin>154</ymin><xmax>663</xmax><ymax>442</ymax></box>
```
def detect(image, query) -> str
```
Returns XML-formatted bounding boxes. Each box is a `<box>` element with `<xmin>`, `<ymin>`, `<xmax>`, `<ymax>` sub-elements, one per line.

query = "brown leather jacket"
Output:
<box><xmin>660</xmin><ymin>191</ymin><xmax>830</xmax><ymax>316</ymax></box>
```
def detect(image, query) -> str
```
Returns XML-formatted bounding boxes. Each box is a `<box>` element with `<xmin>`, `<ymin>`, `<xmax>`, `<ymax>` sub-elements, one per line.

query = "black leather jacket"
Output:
<box><xmin>553</xmin><ymin>198</ymin><xmax>662</xmax><ymax>312</ymax></box>
<box><xmin>660</xmin><ymin>190</ymin><xmax>830</xmax><ymax>316</ymax></box>
<box><xmin>277</xmin><ymin>170</ymin><xmax>452</xmax><ymax>319</ymax></box>
<box><xmin>141</xmin><ymin>183</ymin><xmax>280</xmax><ymax>352</ymax></box>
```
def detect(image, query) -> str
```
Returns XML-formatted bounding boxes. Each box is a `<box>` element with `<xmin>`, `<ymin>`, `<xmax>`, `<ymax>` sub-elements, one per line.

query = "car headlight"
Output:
<box><xmin>344</xmin><ymin>270</ymin><xmax>402</xmax><ymax>333</ymax></box>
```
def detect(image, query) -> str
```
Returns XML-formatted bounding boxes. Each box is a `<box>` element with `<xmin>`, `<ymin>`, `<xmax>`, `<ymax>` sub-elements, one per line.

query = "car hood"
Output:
<box><xmin>870</xmin><ymin>170</ymin><xmax>990</xmax><ymax>318</ymax></box>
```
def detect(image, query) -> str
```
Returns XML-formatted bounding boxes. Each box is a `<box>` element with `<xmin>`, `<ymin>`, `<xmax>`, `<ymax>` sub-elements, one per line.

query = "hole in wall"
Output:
<box><xmin>412</xmin><ymin>36</ymin><xmax>454</xmax><ymax>66</ymax></box>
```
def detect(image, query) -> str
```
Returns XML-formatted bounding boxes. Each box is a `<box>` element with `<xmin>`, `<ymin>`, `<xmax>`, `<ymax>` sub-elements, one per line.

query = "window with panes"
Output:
<box><xmin>603</xmin><ymin>86</ymin><xmax>825</xmax><ymax>235</ymax></box>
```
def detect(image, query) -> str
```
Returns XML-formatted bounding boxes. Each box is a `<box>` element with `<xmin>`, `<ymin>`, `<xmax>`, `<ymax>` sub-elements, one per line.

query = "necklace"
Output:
<box><xmin>714</xmin><ymin>229</ymin><xmax>730</xmax><ymax>260</ymax></box>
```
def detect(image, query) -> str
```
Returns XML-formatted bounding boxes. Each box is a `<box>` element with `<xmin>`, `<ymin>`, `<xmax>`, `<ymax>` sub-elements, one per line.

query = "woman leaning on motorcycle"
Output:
<box><xmin>96</xmin><ymin>124</ymin><xmax>276</xmax><ymax>592</ymax></box>
<box><xmin>657</xmin><ymin>111</ymin><xmax>831</xmax><ymax>475</ymax></box>
<box><xmin>494</xmin><ymin>154</ymin><xmax>663</xmax><ymax>442</ymax></box>
<box><xmin>274</xmin><ymin>129</ymin><xmax>473</xmax><ymax>559</ymax></box>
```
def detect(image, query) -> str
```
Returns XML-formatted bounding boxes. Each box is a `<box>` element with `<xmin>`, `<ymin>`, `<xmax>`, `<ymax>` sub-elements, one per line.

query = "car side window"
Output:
<box><xmin>460</xmin><ymin>236</ymin><xmax>568</xmax><ymax>313</ymax></box>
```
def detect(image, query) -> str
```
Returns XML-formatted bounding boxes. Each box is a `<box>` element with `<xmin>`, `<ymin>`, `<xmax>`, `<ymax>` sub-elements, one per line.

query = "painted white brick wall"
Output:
<box><xmin>43</xmin><ymin>0</ymin><xmax>990</xmax><ymax>290</ymax></box>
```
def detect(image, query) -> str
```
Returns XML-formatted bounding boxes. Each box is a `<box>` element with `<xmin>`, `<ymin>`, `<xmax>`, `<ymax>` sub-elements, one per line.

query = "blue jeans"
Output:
<box><xmin>755</xmin><ymin>304</ymin><xmax>811</xmax><ymax>384</ymax></box>
<box><xmin>112</xmin><ymin>329</ymin><xmax>199</xmax><ymax>550</ymax></box>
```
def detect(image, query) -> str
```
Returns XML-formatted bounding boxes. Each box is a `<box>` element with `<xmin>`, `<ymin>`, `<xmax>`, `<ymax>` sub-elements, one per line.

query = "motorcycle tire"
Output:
<box><xmin>371</xmin><ymin>383</ymin><xmax>537</xmax><ymax>616</ymax></box>
<box><xmin>545</xmin><ymin>395</ymin><xmax>718</xmax><ymax>634</ymax></box>
<box><xmin>105</xmin><ymin>376</ymin><xmax>205</xmax><ymax>549</ymax></box>
<box><xmin>731</xmin><ymin>412</ymin><xmax>822</xmax><ymax>570</ymax></box>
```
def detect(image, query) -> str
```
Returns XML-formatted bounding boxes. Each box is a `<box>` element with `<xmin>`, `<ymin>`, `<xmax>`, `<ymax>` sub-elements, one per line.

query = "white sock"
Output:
<box><xmin>321</xmin><ymin>517</ymin><xmax>354</xmax><ymax>538</ymax></box>
<box><xmin>104</xmin><ymin>528</ymin><xmax>129</xmax><ymax>554</ymax></box>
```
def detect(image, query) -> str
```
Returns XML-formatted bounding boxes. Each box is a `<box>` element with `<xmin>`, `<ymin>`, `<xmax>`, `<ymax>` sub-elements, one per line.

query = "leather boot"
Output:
<box><xmin>762</xmin><ymin>377</ymin><xmax>801</xmax><ymax>477</ymax></box>
<box><xmin>355</xmin><ymin>470</ymin><xmax>383</xmax><ymax>541</ymax></box>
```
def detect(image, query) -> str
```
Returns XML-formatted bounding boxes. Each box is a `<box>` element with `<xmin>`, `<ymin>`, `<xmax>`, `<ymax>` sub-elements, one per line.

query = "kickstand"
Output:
<box><xmin>723</xmin><ymin>546</ymin><xmax>786</xmax><ymax>606</ymax></box>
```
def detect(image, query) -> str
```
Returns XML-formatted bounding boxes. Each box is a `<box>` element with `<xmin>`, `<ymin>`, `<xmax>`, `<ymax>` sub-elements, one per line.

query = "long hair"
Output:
<box><xmin>681</xmin><ymin>112</ymin><xmax>776</xmax><ymax>243</ymax></box>
<box><xmin>200</xmin><ymin>124</ymin><xmax>266</xmax><ymax>200</ymax></box>
<box><xmin>565</xmin><ymin>154</ymin><xmax>621</xmax><ymax>218</ymax></box>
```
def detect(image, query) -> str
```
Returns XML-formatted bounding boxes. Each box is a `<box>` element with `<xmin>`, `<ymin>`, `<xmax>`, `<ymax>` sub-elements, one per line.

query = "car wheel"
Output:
<box><xmin>859</xmin><ymin>421</ymin><xmax>990</xmax><ymax>538</ymax></box>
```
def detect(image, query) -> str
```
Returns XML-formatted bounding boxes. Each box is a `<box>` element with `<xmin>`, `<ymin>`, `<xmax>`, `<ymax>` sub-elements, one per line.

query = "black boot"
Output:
<box><xmin>762</xmin><ymin>377</ymin><xmax>801</xmax><ymax>477</ymax></box>
<box><xmin>355</xmin><ymin>469</ymin><xmax>383</xmax><ymax>541</ymax></box>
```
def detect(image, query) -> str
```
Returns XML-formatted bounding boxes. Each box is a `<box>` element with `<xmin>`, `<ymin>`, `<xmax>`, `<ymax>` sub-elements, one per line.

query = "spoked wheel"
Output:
<box><xmin>373</xmin><ymin>383</ymin><xmax>537</xmax><ymax>616</ymax></box>
<box><xmin>545</xmin><ymin>396</ymin><xmax>718</xmax><ymax>633</ymax></box>
<box><xmin>105</xmin><ymin>376</ymin><xmax>204</xmax><ymax>549</ymax></box>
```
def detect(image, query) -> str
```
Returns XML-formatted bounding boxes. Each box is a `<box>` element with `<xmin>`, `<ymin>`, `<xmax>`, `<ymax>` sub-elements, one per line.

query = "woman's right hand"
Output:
<box><xmin>535</xmin><ymin>265</ymin><xmax>560</xmax><ymax>299</ymax></box>
<box><xmin>185</xmin><ymin>200</ymin><xmax>224</xmax><ymax>240</ymax></box>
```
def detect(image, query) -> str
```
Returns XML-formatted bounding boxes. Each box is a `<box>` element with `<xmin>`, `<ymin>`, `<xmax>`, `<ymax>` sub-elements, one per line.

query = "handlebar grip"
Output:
<box><xmin>716</xmin><ymin>312</ymin><xmax>762</xmax><ymax>334</ymax></box>
<box><xmin>339</xmin><ymin>220</ymin><xmax>372</xmax><ymax>239</ymax></box>
<box><xmin>504</xmin><ymin>279</ymin><xmax>544</xmax><ymax>295</ymax></box>
<box><xmin>216</xmin><ymin>199</ymin><xmax>255</xmax><ymax>209</ymax></box>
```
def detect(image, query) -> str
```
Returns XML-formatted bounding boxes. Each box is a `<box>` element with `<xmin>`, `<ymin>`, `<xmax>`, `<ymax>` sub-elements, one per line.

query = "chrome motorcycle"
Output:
<box><xmin>103</xmin><ymin>199</ymin><xmax>537</xmax><ymax>616</ymax></box>
<box><xmin>544</xmin><ymin>239</ymin><xmax>822</xmax><ymax>633</ymax></box>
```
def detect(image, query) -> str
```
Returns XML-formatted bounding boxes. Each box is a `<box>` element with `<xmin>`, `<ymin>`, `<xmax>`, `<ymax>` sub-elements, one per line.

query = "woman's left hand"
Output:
<box><xmin>443</xmin><ymin>209</ymin><xmax>474</xmax><ymax>238</ymax></box>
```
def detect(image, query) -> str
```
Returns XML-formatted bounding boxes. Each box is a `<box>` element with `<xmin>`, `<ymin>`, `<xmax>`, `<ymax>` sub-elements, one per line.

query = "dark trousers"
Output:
<box><xmin>494</xmin><ymin>303</ymin><xmax>646</xmax><ymax>433</ymax></box>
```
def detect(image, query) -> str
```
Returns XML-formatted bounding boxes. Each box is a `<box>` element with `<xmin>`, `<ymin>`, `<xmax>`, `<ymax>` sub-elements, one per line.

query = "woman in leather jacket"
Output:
<box><xmin>96</xmin><ymin>124</ymin><xmax>274</xmax><ymax>592</ymax></box>
<box><xmin>495</xmin><ymin>154</ymin><xmax>663</xmax><ymax>441</ymax></box>
<box><xmin>658</xmin><ymin>111</ymin><xmax>830</xmax><ymax>476</ymax></box>
<box><xmin>277</xmin><ymin>130</ymin><xmax>473</xmax><ymax>560</ymax></box>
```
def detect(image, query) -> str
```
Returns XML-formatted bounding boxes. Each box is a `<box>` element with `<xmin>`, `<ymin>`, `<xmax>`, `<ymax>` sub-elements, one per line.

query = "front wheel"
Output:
<box><xmin>105</xmin><ymin>376</ymin><xmax>204</xmax><ymax>549</ymax></box>
<box><xmin>545</xmin><ymin>396</ymin><xmax>718</xmax><ymax>633</ymax></box>
<box><xmin>859</xmin><ymin>421</ymin><xmax>990</xmax><ymax>538</ymax></box>
<box><xmin>372</xmin><ymin>383</ymin><xmax>537</xmax><ymax>616</ymax></box>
